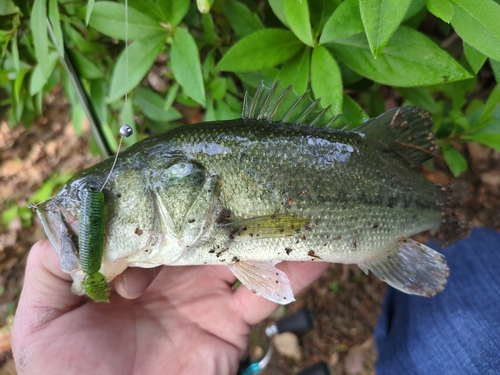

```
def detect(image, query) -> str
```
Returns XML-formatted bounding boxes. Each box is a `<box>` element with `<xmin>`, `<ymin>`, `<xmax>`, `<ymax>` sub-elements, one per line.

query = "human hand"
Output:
<box><xmin>12</xmin><ymin>240</ymin><xmax>329</xmax><ymax>375</ymax></box>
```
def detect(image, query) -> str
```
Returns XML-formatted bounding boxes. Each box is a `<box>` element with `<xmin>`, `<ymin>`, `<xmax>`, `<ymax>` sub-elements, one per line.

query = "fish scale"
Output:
<box><xmin>35</xmin><ymin>82</ymin><xmax>450</xmax><ymax>304</ymax></box>
<box><xmin>125</xmin><ymin>118</ymin><xmax>443</xmax><ymax>264</ymax></box>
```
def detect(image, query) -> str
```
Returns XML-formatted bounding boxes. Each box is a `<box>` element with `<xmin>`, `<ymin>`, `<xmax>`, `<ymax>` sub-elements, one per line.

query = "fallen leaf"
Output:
<box><xmin>273</xmin><ymin>332</ymin><xmax>302</xmax><ymax>361</ymax></box>
<box><xmin>344</xmin><ymin>344</ymin><xmax>365</xmax><ymax>375</ymax></box>
<box><xmin>0</xmin><ymin>161</ymin><xmax>23</xmax><ymax>178</ymax></box>
<box><xmin>425</xmin><ymin>170</ymin><xmax>451</xmax><ymax>185</ymax></box>
<box><xmin>480</xmin><ymin>171</ymin><xmax>500</xmax><ymax>187</ymax></box>
<box><xmin>329</xmin><ymin>352</ymin><xmax>339</xmax><ymax>366</ymax></box>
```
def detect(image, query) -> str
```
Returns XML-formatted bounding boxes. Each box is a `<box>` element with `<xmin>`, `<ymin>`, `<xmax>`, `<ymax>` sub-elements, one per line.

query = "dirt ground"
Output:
<box><xmin>0</xmin><ymin>90</ymin><xmax>499</xmax><ymax>374</ymax></box>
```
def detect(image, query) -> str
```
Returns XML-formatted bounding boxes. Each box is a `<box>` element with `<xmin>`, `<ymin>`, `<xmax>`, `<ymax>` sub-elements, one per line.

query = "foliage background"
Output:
<box><xmin>2</xmin><ymin>0</ymin><xmax>500</xmax><ymax>177</ymax></box>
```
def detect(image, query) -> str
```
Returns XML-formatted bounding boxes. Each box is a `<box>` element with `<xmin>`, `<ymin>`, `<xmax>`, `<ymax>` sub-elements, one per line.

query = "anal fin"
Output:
<box><xmin>359</xmin><ymin>239</ymin><xmax>449</xmax><ymax>297</ymax></box>
<box><xmin>228</xmin><ymin>260</ymin><xmax>295</xmax><ymax>305</ymax></box>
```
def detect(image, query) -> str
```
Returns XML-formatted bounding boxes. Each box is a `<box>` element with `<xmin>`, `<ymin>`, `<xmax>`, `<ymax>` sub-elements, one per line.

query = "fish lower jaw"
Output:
<box><xmin>70</xmin><ymin>270</ymin><xmax>86</xmax><ymax>295</ymax></box>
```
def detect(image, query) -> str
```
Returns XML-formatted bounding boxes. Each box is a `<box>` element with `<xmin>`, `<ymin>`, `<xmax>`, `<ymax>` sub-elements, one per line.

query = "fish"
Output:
<box><xmin>33</xmin><ymin>82</ymin><xmax>449</xmax><ymax>304</ymax></box>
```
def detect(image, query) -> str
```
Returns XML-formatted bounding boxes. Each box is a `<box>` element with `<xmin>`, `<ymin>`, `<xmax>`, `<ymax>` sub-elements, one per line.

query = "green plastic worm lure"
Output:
<box><xmin>79</xmin><ymin>188</ymin><xmax>109</xmax><ymax>302</ymax></box>
<box><xmin>77</xmin><ymin>124</ymin><xmax>134</xmax><ymax>303</ymax></box>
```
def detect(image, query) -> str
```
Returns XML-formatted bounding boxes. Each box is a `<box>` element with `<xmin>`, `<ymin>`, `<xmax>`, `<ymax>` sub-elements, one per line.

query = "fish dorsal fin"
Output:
<box><xmin>242</xmin><ymin>81</ymin><xmax>341</xmax><ymax>127</ymax></box>
<box><xmin>355</xmin><ymin>106</ymin><xmax>437</xmax><ymax>167</ymax></box>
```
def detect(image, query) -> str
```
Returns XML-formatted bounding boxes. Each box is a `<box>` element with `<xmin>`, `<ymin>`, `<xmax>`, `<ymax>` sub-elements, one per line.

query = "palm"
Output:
<box><xmin>12</xmin><ymin>241</ymin><xmax>329</xmax><ymax>375</ymax></box>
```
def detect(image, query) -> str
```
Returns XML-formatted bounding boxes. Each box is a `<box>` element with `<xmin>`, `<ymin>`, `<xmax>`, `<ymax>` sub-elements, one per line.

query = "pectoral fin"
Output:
<box><xmin>228</xmin><ymin>260</ymin><xmax>295</xmax><ymax>305</ymax></box>
<box><xmin>359</xmin><ymin>239</ymin><xmax>448</xmax><ymax>297</ymax></box>
<box><xmin>222</xmin><ymin>215</ymin><xmax>310</xmax><ymax>240</ymax></box>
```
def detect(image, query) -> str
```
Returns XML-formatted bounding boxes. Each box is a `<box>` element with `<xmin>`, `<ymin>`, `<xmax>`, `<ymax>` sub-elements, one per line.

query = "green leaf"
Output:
<box><xmin>204</xmin><ymin>99</ymin><xmax>216</xmax><ymax>121</ymax></box>
<box><xmin>63</xmin><ymin>23</ymin><xmax>96</xmax><ymax>53</ymax></box>
<box><xmin>359</xmin><ymin>0</ymin><xmax>412</xmax><ymax>57</ymax></box>
<box><xmin>0</xmin><ymin>1</ymin><xmax>19</xmax><ymax>15</ymax></box>
<box><xmin>443</xmin><ymin>146</ymin><xmax>467</xmax><ymax>176</ymax></box>
<box><xmin>134</xmin><ymin>87</ymin><xmax>182</xmax><ymax>122</ymax></box>
<box><xmin>85</xmin><ymin>0</ymin><xmax>95</xmax><ymax>26</ymax></box>
<box><xmin>31</xmin><ymin>0</ymin><xmax>49</xmax><ymax>78</ymax></box>
<box><xmin>476</xmin><ymin>84</ymin><xmax>500</xmax><ymax>128</ymax></box>
<box><xmin>463</xmin><ymin>42</ymin><xmax>487</xmax><ymax>73</ymax></box>
<box><xmin>1</xmin><ymin>206</ymin><xmax>19</xmax><ymax>226</ymax></box>
<box><xmin>202</xmin><ymin>13</ymin><xmax>218</xmax><ymax>44</ymax></box>
<box><xmin>128</xmin><ymin>0</ymin><xmax>162</xmax><ymax>21</ymax></box>
<box><xmin>157</xmin><ymin>0</ymin><xmax>189</xmax><ymax>27</ymax></box>
<box><xmin>90</xmin><ymin>79</ymin><xmax>107</xmax><ymax>125</ymax></box>
<box><xmin>165</xmin><ymin>82</ymin><xmax>179</xmax><ymax>110</ymax></box>
<box><xmin>450</xmin><ymin>0</ymin><xmax>500</xmax><ymax>61</ymax></box>
<box><xmin>268</xmin><ymin>0</ymin><xmax>289</xmax><ymax>27</ymax></box>
<box><xmin>217</xmin><ymin>29</ymin><xmax>303</xmax><ymax>72</ymax></box>
<box><xmin>328</xmin><ymin>26</ymin><xmax>472</xmax><ymax>86</ymax></box>
<box><xmin>48</xmin><ymin>0</ymin><xmax>64</xmax><ymax>56</ymax></box>
<box><xmin>464</xmin><ymin>119</ymin><xmax>500</xmax><ymax>151</ymax></box>
<box><xmin>69</xmin><ymin>50</ymin><xmax>102</xmax><ymax>79</ymax></box>
<box><xmin>237</xmin><ymin>72</ymin><xmax>276</xmax><ymax>90</ymax></box>
<box><xmin>214</xmin><ymin>100</ymin><xmax>237</xmax><ymax>120</ymax></box>
<box><xmin>13</xmin><ymin>69</ymin><xmax>28</xmax><ymax>105</ymax></box>
<box><xmin>309</xmin><ymin>0</ymin><xmax>339</xmax><ymax>36</ymax></box>
<box><xmin>426</xmin><ymin>0</ymin><xmax>454</xmax><ymax>23</ymax></box>
<box><xmin>283</xmin><ymin>0</ymin><xmax>314</xmax><ymax>47</ymax></box>
<box><xmin>108</xmin><ymin>35</ymin><xmax>165</xmax><ymax>102</ymax></box>
<box><xmin>89</xmin><ymin>2</ymin><xmax>164</xmax><ymax>40</ymax></box>
<box><xmin>338</xmin><ymin>60</ymin><xmax>363</xmax><ymax>86</ymax></box>
<box><xmin>225</xmin><ymin>0</ymin><xmax>263</xmax><ymax>39</ymax></box>
<box><xmin>100</xmin><ymin>120</ymin><xmax>118</xmax><ymax>151</ymax></box>
<box><xmin>209</xmin><ymin>78</ymin><xmax>227</xmax><ymax>101</ymax></box>
<box><xmin>29</xmin><ymin>52</ymin><xmax>58</xmax><ymax>95</ymax></box>
<box><xmin>397</xmin><ymin>87</ymin><xmax>440</xmax><ymax>114</ymax></box>
<box><xmin>341</xmin><ymin>94</ymin><xmax>369</xmax><ymax>127</ymax></box>
<box><xmin>319</xmin><ymin>0</ymin><xmax>363</xmax><ymax>44</ymax></box>
<box><xmin>278</xmin><ymin>47</ymin><xmax>311</xmax><ymax>94</ymax></box>
<box><xmin>11</xmin><ymin>35</ymin><xmax>19</xmax><ymax>72</ymax></box>
<box><xmin>171</xmin><ymin>28</ymin><xmax>205</xmax><ymax>105</ymax></box>
<box><xmin>71</xmin><ymin>102</ymin><xmax>86</xmax><ymax>136</ymax></box>
<box><xmin>403</xmin><ymin>0</ymin><xmax>427</xmax><ymax>21</ymax></box>
<box><xmin>30</xmin><ymin>173</ymin><xmax>71</xmax><ymax>202</ymax></box>
<box><xmin>202</xmin><ymin>49</ymin><xmax>215</xmax><ymax>80</ymax></box>
<box><xmin>490</xmin><ymin>58</ymin><xmax>500</xmax><ymax>83</ymax></box>
<box><xmin>310</xmin><ymin>45</ymin><xmax>342</xmax><ymax>113</ymax></box>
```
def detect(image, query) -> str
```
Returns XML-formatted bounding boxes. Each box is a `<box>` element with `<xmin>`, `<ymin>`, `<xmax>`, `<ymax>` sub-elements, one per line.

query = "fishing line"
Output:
<box><xmin>124</xmin><ymin>0</ymin><xmax>129</xmax><ymax>116</ymax></box>
<box><xmin>101</xmin><ymin>0</ymin><xmax>132</xmax><ymax>191</ymax></box>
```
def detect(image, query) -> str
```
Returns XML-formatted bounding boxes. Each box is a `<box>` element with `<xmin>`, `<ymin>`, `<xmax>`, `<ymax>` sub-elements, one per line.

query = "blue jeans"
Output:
<box><xmin>375</xmin><ymin>227</ymin><xmax>500</xmax><ymax>374</ymax></box>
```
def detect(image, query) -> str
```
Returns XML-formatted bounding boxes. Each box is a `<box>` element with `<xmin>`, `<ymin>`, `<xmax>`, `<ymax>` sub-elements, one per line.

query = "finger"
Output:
<box><xmin>13</xmin><ymin>240</ymin><xmax>83</xmax><ymax>336</ymax></box>
<box><xmin>232</xmin><ymin>261</ymin><xmax>330</xmax><ymax>325</ymax></box>
<box><xmin>114</xmin><ymin>266</ymin><xmax>162</xmax><ymax>299</ymax></box>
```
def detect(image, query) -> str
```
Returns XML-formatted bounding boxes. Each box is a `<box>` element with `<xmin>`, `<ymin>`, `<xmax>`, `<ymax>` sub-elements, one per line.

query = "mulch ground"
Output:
<box><xmin>0</xmin><ymin>92</ymin><xmax>499</xmax><ymax>374</ymax></box>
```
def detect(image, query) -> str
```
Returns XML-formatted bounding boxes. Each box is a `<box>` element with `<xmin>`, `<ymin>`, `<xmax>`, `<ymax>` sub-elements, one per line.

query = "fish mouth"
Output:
<box><xmin>33</xmin><ymin>197</ymin><xmax>81</xmax><ymax>273</ymax></box>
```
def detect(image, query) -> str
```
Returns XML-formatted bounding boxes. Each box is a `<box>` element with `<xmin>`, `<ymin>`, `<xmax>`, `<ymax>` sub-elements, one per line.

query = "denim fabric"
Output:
<box><xmin>375</xmin><ymin>227</ymin><xmax>500</xmax><ymax>375</ymax></box>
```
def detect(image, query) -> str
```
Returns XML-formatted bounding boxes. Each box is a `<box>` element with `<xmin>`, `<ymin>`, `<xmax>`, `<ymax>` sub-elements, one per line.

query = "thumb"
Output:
<box><xmin>13</xmin><ymin>240</ymin><xmax>82</xmax><ymax>336</ymax></box>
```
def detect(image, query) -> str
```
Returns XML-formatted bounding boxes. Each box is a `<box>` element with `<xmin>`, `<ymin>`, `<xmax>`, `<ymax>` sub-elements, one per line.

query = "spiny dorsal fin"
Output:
<box><xmin>242</xmin><ymin>81</ymin><xmax>341</xmax><ymax>127</ymax></box>
<box><xmin>355</xmin><ymin>106</ymin><xmax>437</xmax><ymax>167</ymax></box>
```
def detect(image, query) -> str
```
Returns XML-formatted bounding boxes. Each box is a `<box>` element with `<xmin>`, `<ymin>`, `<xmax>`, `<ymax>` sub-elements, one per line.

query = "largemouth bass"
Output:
<box><xmin>34</xmin><ymin>82</ymin><xmax>449</xmax><ymax>304</ymax></box>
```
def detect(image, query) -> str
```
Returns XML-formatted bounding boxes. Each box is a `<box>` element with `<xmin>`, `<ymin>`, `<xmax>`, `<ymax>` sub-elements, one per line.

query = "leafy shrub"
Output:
<box><xmin>1</xmin><ymin>0</ymin><xmax>500</xmax><ymax>176</ymax></box>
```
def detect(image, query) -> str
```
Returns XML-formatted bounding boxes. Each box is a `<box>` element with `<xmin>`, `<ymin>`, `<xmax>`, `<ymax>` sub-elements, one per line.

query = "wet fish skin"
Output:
<box><xmin>36</xmin><ymin>84</ymin><xmax>448</xmax><ymax>304</ymax></box>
